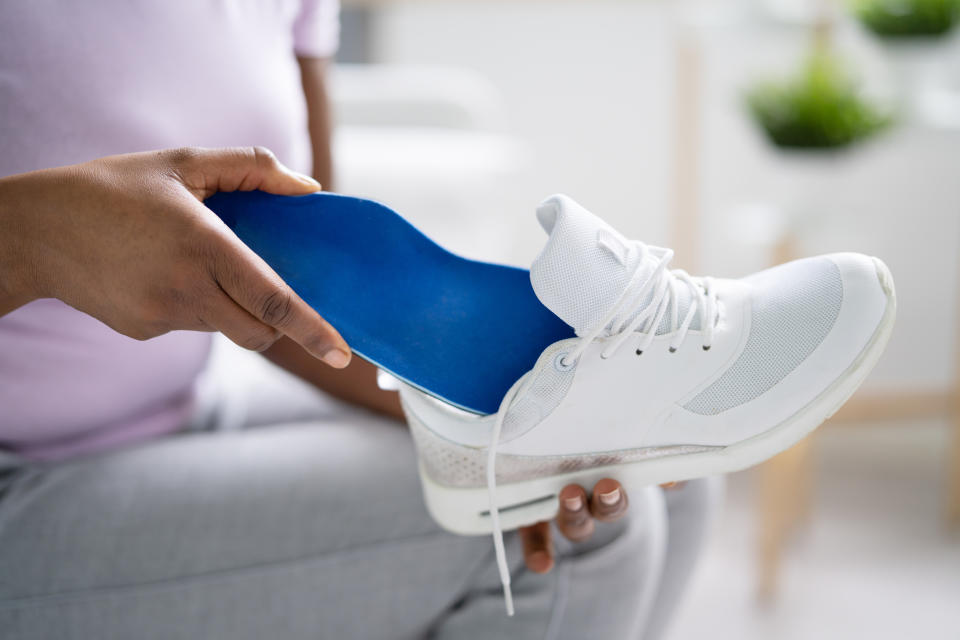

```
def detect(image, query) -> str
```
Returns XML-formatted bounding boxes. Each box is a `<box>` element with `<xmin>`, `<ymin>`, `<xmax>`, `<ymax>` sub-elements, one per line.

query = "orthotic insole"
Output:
<box><xmin>205</xmin><ymin>191</ymin><xmax>575</xmax><ymax>414</ymax></box>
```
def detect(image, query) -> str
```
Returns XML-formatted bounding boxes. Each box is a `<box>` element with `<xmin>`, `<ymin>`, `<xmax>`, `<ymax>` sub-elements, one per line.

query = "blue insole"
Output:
<box><xmin>205</xmin><ymin>191</ymin><xmax>575</xmax><ymax>415</ymax></box>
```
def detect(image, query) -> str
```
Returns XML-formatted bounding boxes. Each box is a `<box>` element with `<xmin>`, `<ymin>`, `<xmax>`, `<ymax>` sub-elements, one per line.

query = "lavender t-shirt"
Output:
<box><xmin>0</xmin><ymin>0</ymin><xmax>339</xmax><ymax>460</ymax></box>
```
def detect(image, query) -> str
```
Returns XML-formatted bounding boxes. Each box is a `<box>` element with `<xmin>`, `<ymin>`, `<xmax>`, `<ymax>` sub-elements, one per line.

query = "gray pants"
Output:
<box><xmin>0</xmin><ymin>361</ymin><xmax>722</xmax><ymax>640</ymax></box>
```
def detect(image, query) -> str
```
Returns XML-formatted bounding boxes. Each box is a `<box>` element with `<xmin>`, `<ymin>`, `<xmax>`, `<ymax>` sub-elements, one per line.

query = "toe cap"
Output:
<box><xmin>826</xmin><ymin>252</ymin><xmax>894</xmax><ymax>349</ymax></box>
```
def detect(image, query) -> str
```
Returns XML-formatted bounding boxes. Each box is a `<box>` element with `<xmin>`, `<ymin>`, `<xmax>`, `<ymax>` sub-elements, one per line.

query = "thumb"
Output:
<box><xmin>168</xmin><ymin>146</ymin><xmax>322</xmax><ymax>199</ymax></box>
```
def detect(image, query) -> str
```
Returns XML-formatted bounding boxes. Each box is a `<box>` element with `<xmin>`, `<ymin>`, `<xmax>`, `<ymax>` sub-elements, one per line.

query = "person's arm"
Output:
<box><xmin>0</xmin><ymin>147</ymin><xmax>351</xmax><ymax>369</ymax></box>
<box><xmin>262</xmin><ymin>56</ymin><xmax>403</xmax><ymax>419</ymax></box>
<box><xmin>0</xmin><ymin>188</ymin><xmax>38</xmax><ymax>316</ymax></box>
<box><xmin>299</xmin><ymin>56</ymin><xmax>335</xmax><ymax>189</ymax></box>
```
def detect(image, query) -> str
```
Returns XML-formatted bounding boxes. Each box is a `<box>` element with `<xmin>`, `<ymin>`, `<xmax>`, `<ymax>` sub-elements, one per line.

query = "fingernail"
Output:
<box><xmin>527</xmin><ymin>550</ymin><xmax>553</xmax><ymax>574</ymax></box>
<box><xmin>296</xmin><ymin>174</ymin><xmax>322</xmax><ymax>190</ymax></box>
<box><xmin>563</xmin><ymin>495</ymin><xmax>583</xmax><ymax>511</ymax></box>
<box><xmin>599</xmin><ymin>488</ymin><xmax>621</xmax><ymax>506</ymax></box>
<box><xmin>322</xmin><ymin>349</ymin><xmax>351</xmax><ymax>368</ymax></box>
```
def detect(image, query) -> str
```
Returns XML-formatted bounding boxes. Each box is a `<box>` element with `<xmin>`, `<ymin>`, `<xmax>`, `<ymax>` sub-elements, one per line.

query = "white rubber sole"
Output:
<box><xmin>416</xmin><ymin>258</ymin><xmax>897</xmax><ymax>535</ymax></box>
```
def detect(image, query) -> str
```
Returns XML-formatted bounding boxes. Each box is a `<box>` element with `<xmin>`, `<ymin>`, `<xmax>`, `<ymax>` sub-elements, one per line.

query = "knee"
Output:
<box><xmin>663</xmin><ymin>476</ymin><xmax>726</xmax><ymax>535</ymax></box>
<box><xmin>578</xmin><ymin>486</ymin><xmax>669</xmax><ymax>586</ymax></box>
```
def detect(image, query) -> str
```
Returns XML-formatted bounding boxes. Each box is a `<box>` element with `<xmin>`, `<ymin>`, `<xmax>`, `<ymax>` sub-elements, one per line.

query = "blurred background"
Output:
<box><xmin>224</xmin><ymin>0</ymin><xmax>960</xmax><ymax>637</ymax></box>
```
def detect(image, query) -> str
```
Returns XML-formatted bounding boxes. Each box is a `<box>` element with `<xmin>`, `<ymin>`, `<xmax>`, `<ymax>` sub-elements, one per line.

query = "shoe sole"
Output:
<box><xmin>415</xmin><ymin>257</ymin><xmax>898</xmax><ymax>535</ymax></box>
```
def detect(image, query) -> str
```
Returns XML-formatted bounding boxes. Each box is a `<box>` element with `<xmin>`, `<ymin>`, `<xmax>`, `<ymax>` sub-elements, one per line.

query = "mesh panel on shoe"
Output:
<box><xmin>400</xmin><ymin>345</ymin><xmax>576</xmax><ymax>444</ymax></box>
<box><xmin>409</xmin><ymin>416</ymin><xmax>716</xmax><ymax>489</ymax></box>
<box><xmin>499</xmin><ymin>358</ymin><xmax>575</xmax><ymax>440</ymax></box>
<box><xmin>683</xmin><ymin>257</ymin><xmax>843</xmax><ymax>416</ymax></box>
<box><xmin>530</xmin><ymin>195</ymin><xmax>696</xmax><ymax>338</ymax></box>
<box><xmin>530</xmin><ymin>196</ymin><xmax>638</xmax><ymax>336</ymax></box>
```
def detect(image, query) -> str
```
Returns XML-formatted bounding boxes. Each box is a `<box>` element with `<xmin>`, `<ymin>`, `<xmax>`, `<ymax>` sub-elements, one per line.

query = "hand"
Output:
<box><xmin>518</xmin><ymin>478</ymin><xmax>628</xmax><ymax>573</ymax></box>
<box><xmin>0</xmin><ymin>147</ymin><xmax>351</xmax><ymax>367</ymax></box>
<box><xmin>519</xmin><ymin>479</ymin><xmax>685</xmax><ymax>573</ymax></box>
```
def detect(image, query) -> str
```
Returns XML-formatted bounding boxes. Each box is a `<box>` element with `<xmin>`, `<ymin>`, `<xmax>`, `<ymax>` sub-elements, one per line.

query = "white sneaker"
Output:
<box><xmin>399</xmin><ymin>195</ymin><xmax>895</xmax><ymax>611</ymax></box>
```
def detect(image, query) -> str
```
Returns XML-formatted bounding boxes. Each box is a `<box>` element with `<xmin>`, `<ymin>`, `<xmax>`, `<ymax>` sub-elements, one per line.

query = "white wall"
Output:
<box><xmin>370</xmin><ymin>1</ymin><xmax>677</xmax><ymax>263</ymax></box>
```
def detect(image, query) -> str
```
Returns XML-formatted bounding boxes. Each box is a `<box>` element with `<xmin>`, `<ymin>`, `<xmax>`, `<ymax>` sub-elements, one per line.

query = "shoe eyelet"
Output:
<box><xmin>554</xmin><ymin>352</ymin><xmax>575</xmax><ymax>372</ymax></box>
<box><xmin>668</xmin><ymin>347</ymin><xmax>677</xmax><ymax>353</ymax></box>
<box><xmin>702</xmin><ymin>345</ymin><xmax>711</xmax><ymax>351</ymax></box>
<box><xmin>635</xmin><ymin>349</ymin><xmax>643</xmax><ymax>356</ymax></box>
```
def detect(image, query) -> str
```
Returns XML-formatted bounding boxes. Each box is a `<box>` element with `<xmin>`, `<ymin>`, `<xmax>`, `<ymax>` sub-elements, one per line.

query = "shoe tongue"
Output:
<box><xmin>530</xmin><ymin>194</ymin><xmax>692</xmax><ymax>336</ymax></box>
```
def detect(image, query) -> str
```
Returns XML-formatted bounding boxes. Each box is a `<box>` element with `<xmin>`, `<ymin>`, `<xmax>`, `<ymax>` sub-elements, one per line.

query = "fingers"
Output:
<box><xmin>555</xmin><ymin>479</ymin><xmax>629</xmax><ymax>543</ymax></box>
<box><xmin>590</xmin><ymin>478</ymin><xmax>628</xmax><ymax>522</ymax></box>
<box><xmin>533</xmin><ymin>480</ymin><xmax>631</xmax><ymax>571</ymax></box>
<box><xmin>201</xmin><ymin>289</ymin><xmax>282</xmax><ymax>353</ymax></box>
<box><xmin>208</xmin><ymin>223</ymin><xmax>351</xmax><ymax>367</ymax></box>
<box><xmin>589</xmin><ymin>478</ymin><xmax>629</xmax><ymax>523</ymax></box>
<box><xmin>161</xmin><ymin>147</ymin><xmax>348</xmax><ymax>367</ymax></box>
<box><xmin>519</xmin><ymin>521</ymin><xmax>554</xmax><ymax>574</ymax></box>
<box><xmin>555</xmin><ymin>484</ymin><xmax>595</xmax><ymax>542</ymax></box>
<box><xmin>167</xmin><ymin>146</ymin><xmax>322</xmax><ymax>200</ymax></box>
<box><xmin>660</xmin><ymin>481</ymin><xmax>686</xmax><ymax>490</ymax></box>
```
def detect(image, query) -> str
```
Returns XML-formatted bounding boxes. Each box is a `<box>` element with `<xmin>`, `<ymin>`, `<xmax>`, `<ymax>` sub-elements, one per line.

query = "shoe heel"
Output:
<box><xmin>417</xmin><ymin>463</ymin><xmax>560</xmax><ymax>535</ymax></box>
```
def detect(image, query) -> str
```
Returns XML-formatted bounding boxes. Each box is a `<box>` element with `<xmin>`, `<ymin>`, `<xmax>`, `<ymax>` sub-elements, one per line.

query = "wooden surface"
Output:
<box><xmin>949</xmin><ymin>241</ymin><xmax>960</xmax><ymax>526</ymax></box>
<box><xmin>830</xmin><ymin>391</ymin><xmax>952</xmax><ymax>424</ymax></box>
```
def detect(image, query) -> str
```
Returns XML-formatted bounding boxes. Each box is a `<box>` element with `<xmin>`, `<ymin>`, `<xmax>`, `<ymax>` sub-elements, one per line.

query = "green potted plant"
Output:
<box><xmin>747</xmin><ymin>49</ymin><xmax>891</xmax><ymax>150</ymax></box>
<box><xmin>851</xmin><ymin>0</ymin><xmax>960</xmax><ymax>117</ymax></box>
<box><xmin>744</xmin><ymin>44</ymin><xmax>893</xmax><ymax>238</ymax></box>
<box><xmin>854</xmin><ymin>0</ymin><xmax>960</xmax><ymax>38</ymax></box>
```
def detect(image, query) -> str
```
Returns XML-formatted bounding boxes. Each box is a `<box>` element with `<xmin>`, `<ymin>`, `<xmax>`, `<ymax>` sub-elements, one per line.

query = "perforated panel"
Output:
<box><xmin>684</xmin><ymin>258</ymin><xmax>843</xmax><ymax>416</ymax></box>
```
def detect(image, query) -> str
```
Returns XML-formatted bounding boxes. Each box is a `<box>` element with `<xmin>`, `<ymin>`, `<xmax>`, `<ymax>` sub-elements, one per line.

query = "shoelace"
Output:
<box><xmin>486</xmin><ymin>240</ymin><xmax>718</xmax><ymax>615</ymax></box>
